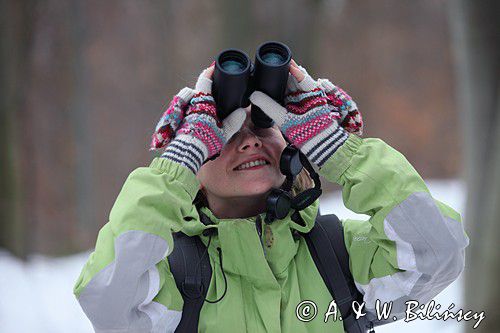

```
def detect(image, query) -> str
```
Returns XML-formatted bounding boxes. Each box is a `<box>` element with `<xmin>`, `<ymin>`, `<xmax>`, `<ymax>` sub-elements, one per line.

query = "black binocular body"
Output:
<box><xmin>211</xmin><ymin>41</ymin><xmax>323</xmax><ymax>222</ymax></box>
<box><xmin>212</xmin><ymin>41</ymin><xmax>292</xmax><ymax>128</ymax></box>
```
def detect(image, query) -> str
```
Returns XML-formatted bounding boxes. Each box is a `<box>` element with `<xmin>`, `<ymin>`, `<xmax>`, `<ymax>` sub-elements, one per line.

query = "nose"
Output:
<box><xmin>237</xmin><ymin>130</ymin><xmax>263</xmax><ymax>152</ymax></box>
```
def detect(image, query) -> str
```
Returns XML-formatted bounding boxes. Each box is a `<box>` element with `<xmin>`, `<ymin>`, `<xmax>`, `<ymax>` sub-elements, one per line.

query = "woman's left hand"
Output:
<box><xmin>289</xmin><ymin>60</ymin><xmax>363</xmax><ymax>135</ymax></box>
<box><xmin>249</xmin><ymin>60</ymin><xmax>363</xmax><ymax>167</ymax></box>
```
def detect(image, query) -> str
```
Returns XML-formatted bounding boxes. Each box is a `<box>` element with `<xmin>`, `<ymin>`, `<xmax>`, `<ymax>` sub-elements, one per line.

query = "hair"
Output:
<box><xmin>291</xmin><ymin>168</ymin><xmax>314</xmax><ymax>196</ymax></box>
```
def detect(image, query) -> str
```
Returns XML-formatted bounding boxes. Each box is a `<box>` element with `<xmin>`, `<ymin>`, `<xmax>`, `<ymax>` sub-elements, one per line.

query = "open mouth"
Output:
<box><xmin>233</xmin><ymin>159</ymin><xmax>271</xmax><ymax>171</ymax></box>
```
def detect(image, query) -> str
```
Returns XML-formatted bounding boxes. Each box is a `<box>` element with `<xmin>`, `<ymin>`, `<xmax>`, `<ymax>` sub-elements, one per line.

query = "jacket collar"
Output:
<box><xmin>181</xmin><ymin>201</ymin><xmax>320</xmax><ymax>279</ymax></box>
<box><xmin>196</xmin><ymin>199</ymin><xmax>319</xmax><ymax>233</ymax></box>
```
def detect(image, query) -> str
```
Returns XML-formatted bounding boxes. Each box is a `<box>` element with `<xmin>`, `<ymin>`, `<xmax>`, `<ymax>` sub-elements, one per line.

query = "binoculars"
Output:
<box><xmin>212</xmin><ymin>42</ymin><xmax>323</xmax><ymax>222</ymax></box>
<box><xmin>213</xmin><ymin>41</ymin><xmax>292</xmax><ymax>128</ymax></box>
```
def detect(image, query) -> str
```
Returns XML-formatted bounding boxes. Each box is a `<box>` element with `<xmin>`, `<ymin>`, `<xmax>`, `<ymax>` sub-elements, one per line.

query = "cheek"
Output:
<box><xmin>197</xmin><ymin>160</ymin><xmax>219</xmax><ymax>186</ymax></box>
<box><xmin>269</xmin><ymin>135</ymin><xmax>287</xmax><ymax>157</ymax></box>
<box><xmin>197</xmin><ymin>155</ymin><xmax>232</xmax><ymax>191</ymax></box>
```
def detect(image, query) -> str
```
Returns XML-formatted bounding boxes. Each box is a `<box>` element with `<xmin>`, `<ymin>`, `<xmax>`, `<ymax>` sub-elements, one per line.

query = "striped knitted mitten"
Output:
<box><xmin>317</xmin><ymin>78</ymin><xmax>363</xmax><ymax>136</ymax></box>
<box><xmin>150</xmin><ymin>87</ymin><xmax>195</xmax><ymax>150</ymax></box>
<box><xmin>150</xmin><ymin>67</ymin><xmax>246</xmax><ymax>174</ymax></box>
<box><xmin>290</xmin><ymin>64</ymin><xmax>364</xmax><ymax>136</ymax></box>
<box><xmin>249</xmin><ymin>69</ymin><xmax>362</xmax><ymax>168</ymax></box>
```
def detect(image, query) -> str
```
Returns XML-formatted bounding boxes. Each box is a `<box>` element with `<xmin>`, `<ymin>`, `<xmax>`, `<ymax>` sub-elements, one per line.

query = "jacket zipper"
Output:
<box><xmin>255</xmin><ymin>215</ymin><xmax>267</xmax><ymax>256</ymax></box>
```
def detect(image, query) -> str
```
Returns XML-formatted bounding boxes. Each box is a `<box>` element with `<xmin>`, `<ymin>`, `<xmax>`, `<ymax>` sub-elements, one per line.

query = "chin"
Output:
<box><xmin>237</xmin><ymin>181</ymin><xmax>276</xmax><ymax>197</ymax></box>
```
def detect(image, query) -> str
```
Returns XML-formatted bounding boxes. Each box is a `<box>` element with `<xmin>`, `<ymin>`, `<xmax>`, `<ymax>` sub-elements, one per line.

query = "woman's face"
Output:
<box><xmin>197</xmin><ymin>109</ymin><xmax>287</xmax><ymax>200</ymax></box>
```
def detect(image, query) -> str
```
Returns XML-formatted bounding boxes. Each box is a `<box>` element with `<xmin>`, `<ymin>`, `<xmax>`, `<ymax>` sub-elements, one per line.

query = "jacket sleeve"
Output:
<box><xmin>318</xmin><ymin>134</ymin><xmax>469</xmax><ymax>323</ymax></box>
<box><xmin>73</xmin><ymin>158</ymin><xmax>201</xmax><ymax>333</ymax></box>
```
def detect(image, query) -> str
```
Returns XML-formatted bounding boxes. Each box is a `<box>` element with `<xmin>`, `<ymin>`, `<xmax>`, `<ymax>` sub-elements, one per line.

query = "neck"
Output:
<box><xmin>205</xmin><ymin>192</ymin><xmax>269</xmax><ymax>219</ymax></box>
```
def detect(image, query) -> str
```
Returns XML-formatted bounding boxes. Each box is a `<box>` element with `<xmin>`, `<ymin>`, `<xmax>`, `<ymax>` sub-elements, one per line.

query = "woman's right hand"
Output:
<box><xmin>150</xmin><ymin>65</ymin><xmax>246</xmax><ymax>174</ymax></box>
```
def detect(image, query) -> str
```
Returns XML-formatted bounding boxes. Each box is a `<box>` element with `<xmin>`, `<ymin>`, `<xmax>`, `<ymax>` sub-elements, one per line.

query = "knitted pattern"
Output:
<box><xmin>177</xmin><ymin>92</ymin><xmax>225</xmax><ymax>158</ymax></box>
<box><xmin>318</xmin><ymin>78</ymin><xmax>363</xmax><ymax>136</ymax></box>
<box><xmin>283</xmin><ymin>87</ymin><xmax>349</xmax><ymax>167</ymax></box>
<box><xmin>150</xmin><ymin>87</ymin><xmax>194</xmax><ymax>150</ymax></box>
<box><xmin>249</xmin><ymin>69</ymin><xmax>363</xmax><ymax>168</ymax></box>
<box><xmin>151</xmin><ymin>78</ymin><xmax>245</xmax><ymax>175</ymax></box>
<box><xmin>159</xmin><ymin>91</ymin><xmax>227</xmax><ymax>174</ymax></box>
<box><xmin>161</xmin><ymin>134</ymin><xmax>208</xmax><ymax>174</ymax></box>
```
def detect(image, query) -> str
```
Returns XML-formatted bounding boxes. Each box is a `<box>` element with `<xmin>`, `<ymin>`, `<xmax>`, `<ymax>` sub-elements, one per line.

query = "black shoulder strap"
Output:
<box><xmin>167</xmin><ymin>232</ymin><xmax>212</xmax><ymax>333</ymax></box>
<box><xmin>168</xmin><ymin>214</ymin><xmax>373</xmax><ymax>333</ymax></box>
<box><xmin>304</xmin><ymin>213</ymin><xmax>373</xmax><ymax>333</ymax></box>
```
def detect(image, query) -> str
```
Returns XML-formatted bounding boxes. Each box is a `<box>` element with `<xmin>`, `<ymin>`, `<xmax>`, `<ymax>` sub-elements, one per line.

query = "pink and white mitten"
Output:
<box><xmin>151</xmin><ymin>67</ymin><xmax>246</xmax><ymax>174</ymax></box>
<box><xmin>250</xmin><ymin>67</ymin><xmax>363</xmax><ymax>168</ymax></box>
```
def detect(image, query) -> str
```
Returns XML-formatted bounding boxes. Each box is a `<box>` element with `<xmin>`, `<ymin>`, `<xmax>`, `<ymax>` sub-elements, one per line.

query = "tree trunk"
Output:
<box><xmin>449</xmin><ymin>1</ymin><xmax>500</xmax><ymax>331</ymax></box>
<box><xmin>0</xmin><ymin>0</ymin><xmax>36</xmax><ymax>258</ymax></box>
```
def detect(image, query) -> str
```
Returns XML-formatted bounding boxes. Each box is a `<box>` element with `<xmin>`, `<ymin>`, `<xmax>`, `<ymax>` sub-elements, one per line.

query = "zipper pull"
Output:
<box><xmin>256</xmin><ymin>215</ymin><xmax>263</xmax><ymax>238</ymax></box>
<box><xmin>256</xmin><ymin>215</ymin><xmax>266</xmax><ymax>256</ymax></box>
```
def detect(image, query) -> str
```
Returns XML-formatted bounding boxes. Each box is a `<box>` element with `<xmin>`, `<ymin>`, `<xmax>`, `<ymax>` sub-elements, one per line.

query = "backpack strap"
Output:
<box><xmin>303</xmin><ymin>213</ymin><xmax>373</xmax><ymax>333</ymax></box>
<box><xmin>168</xmin><ymin>213</ymin><xmax>373</xmax><ymax>333</ymax></box>
<box><xmin>168</xmin><ymin>231</ymin><xmax>212</xmax><ymax>333</ymax></box>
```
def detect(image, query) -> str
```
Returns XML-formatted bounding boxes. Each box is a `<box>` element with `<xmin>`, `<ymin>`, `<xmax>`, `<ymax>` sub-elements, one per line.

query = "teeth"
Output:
<box><xmin>236</xmin><ymin>159</ymin><xmax>268</xmax><ymax>170</ymax></box>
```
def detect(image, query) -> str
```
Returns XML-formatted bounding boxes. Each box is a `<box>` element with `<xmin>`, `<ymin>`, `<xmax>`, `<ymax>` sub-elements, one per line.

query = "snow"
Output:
<box><xmin>0</xmin><ymin>179</ymin><xmax>470</xmax><ymax>333</ymax></box>
<box><xmin>0</xmin><ymin>250</ymin><xmax>94</xmax><ymax>332</ymax></box>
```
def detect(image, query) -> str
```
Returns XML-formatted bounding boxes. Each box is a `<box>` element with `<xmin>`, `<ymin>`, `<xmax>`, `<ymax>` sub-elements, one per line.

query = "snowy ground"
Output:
<box><xmin>0</xmin><ymin>179</ymin><xmax>471</xmax><ymax>333</ymax></box>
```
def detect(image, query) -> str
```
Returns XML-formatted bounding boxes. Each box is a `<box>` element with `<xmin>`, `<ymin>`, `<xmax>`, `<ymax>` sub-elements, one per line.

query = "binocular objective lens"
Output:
<box><xmin>261</xmin><ymin>52</ymin><xmax>285</xmax><ymax>65</ymax></box>
<box><xmin>220</xmin><ymin>60</ymin><xmax>246</xmax><ymax>74</ymax></box>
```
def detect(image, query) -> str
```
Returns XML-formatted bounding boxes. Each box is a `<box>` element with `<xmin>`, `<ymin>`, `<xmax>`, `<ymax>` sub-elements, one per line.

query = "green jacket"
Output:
<box><xmin>74</xmin><ymin>134</ymin><xmax>469</xmax><ymax>333</ymax></box>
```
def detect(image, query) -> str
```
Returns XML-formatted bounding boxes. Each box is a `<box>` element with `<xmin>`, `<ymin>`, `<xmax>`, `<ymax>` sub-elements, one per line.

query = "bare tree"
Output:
<box><xmin>449</xmin><ymin>0</ymin><xmax>500</xmax><ymax>331</ymax></box>
<box><xmin>0</xmin><ymin>0</ymin><xmax>36</xmax><ymax>258</ymax></box>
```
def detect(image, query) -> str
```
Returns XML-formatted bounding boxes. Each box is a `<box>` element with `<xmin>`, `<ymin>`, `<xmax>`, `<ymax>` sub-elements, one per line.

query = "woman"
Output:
<box><xmin>73</xmin><ymin>60</ymin><xmax>469</xmax><ymax>332</ymax></box>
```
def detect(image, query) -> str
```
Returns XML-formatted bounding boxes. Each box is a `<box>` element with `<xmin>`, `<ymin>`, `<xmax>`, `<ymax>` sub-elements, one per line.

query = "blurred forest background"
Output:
<box><xmin>0</xmin><ymin>1</ymin><xmax>498</xmax><ymax>332</ymax></box>
<box><xmin>1</xmin><ymin>0</ymin><xmax>462</xmax><ymax>256</ymax></box>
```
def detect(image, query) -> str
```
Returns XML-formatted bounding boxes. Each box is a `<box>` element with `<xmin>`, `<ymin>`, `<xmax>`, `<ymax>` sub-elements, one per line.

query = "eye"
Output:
<box><xmin>226</xmin><ymin>133</ymin><xmax>238</xmax><ymax>145</ymax></box>
<box><xmin>253</xmin><ymin>127</ymin><xmax>274</xmax><ymax>137</ymax></box>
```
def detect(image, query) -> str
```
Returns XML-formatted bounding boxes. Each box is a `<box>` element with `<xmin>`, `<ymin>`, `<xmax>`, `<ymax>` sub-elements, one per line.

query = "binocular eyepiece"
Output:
<box><xmin>212</xmin><ymin>41</ymin><xmax>292</xmax><ymax>128</ymax></box>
